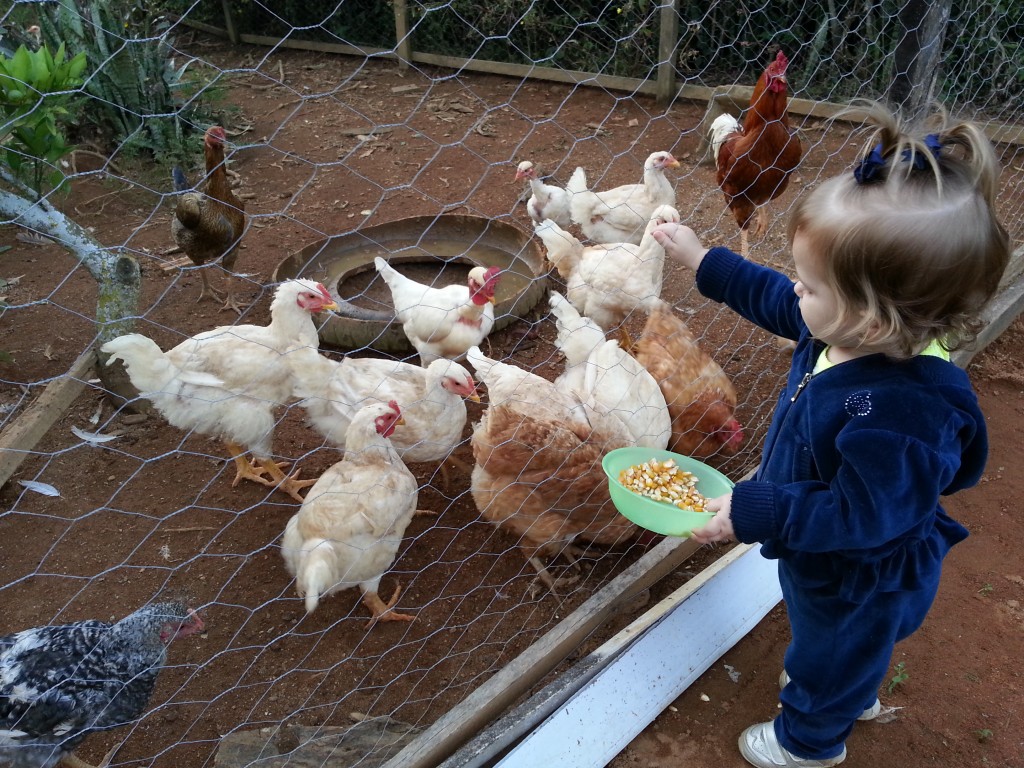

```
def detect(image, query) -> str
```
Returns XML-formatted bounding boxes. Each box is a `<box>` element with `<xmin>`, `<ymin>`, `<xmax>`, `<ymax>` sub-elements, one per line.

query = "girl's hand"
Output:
<box><xmin>651</xmin><ymin>223</ymin><xmax>708</xmax><ymax>271</ymax></box>
<box><xmin>690</xmin><ymin>493</ymin><xmax>734</xmax><ymax>544</ymax></box>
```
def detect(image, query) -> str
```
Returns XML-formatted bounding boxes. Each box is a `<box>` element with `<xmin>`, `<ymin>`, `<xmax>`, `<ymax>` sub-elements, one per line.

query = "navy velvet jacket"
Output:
<box><xmin>696</xmin><ymin>247</ymin><xmax>986</xmax><ymax>600</ymax></box>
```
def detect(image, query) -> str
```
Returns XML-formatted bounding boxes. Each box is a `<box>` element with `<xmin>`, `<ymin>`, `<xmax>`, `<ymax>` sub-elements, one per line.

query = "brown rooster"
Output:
<box><xmin>710</xmin><ymin>50</ymin><xmax>802</xmax><ymax>257</ymax></box>
<box><xmin>633</xmin><ymin>300</ymin><xmax>744</xmax><ymax>459</ymax></box>
<box><xmin>172</xmin><ymin>126</ymin><xmax>247</xmax><ymax>313</ymax></box>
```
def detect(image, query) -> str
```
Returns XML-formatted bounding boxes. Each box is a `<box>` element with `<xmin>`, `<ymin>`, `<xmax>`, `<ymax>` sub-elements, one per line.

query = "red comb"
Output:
<box><xmin>774</xmin><ymin>51</ymin><xmax>789</xmax><ymax>71</ymax></box>
<box><xmin>316</xmin><ymin>283</ymin><xmax>332</xmax><ymax>302</ymax></box>
<box><xmin>388</xmin><ymin>399</ymin><xmax>401</xmax><ymax>414</ymax></box>
<box><xmin>482</xmin><ymin>266</ymin><xmax>502</xmax><ymax>289</ymax></box>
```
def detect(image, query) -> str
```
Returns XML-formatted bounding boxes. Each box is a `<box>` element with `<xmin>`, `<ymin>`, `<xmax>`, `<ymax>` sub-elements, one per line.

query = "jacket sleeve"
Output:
<box><xmin>729</xmin><ymin>422</ymin><xmax>974</xmax><ymax>553</ymax></box>
<box><xmin>696</xmin><ymin>246</ymin><xmax>805</xmax><ymax>341</ymax></box>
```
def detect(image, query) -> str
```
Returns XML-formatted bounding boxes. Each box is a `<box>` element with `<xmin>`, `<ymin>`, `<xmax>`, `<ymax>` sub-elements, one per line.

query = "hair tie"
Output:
<box><xmin>853</xmin><ymin>133</ymin><xmax>943</xmax><ymax>184</ymax></box>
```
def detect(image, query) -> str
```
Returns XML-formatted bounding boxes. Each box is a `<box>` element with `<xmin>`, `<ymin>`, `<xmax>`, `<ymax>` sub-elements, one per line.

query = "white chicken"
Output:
<box><xmin>566</xmin><ymin>150</ymin><xmax>679</xmax><ymax>245</ymax></box>
<box><xmin>101</xmin><ymin>279</ymin><xmax>338</xmax><ymax>502</ymax></box>
<box><xmin>374</xmin><ymin>257</ymin><xmax>502</xmax><ymax>365</ymax></box>
<box><xmin>291</xmin><ymin>354</ymin><xmax>479</xmax><ymax>481</ymax></box>
<box><xmin>535</xmin><ymin>205</ymin><xmax>680</xmax><ymax>338</ymax></box>
<box><xmin>515</xmin><ymin>160</ymin><xmax>572</xmax><ymax>228</ymax></box>
<box><xmin>281</xmin><ymin>400</ymin><xmax>419</xmax><ymax>626</ymax></box>
<box><xmin>549</xmin><ymin>291</ymin><xmax>670</xmax><ymax>450</ymax></box>
<box><xmin>466</xmin><ymin>346</ymin><xmax>635</xmax><ymax>591</ymax></box>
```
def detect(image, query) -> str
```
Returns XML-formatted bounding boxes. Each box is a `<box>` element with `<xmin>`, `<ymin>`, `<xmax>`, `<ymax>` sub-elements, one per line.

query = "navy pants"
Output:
<box><xmin>773</xmin><ymin>559</ymin><xmax>941</xmax><ymax>760</ymax></box>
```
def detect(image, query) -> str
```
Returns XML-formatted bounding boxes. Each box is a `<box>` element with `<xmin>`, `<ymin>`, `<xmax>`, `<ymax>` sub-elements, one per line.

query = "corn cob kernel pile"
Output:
<box><xmin>618</xmin><ymin>458</ymin><xmax>708</xmax><ymax>512</ymax></box>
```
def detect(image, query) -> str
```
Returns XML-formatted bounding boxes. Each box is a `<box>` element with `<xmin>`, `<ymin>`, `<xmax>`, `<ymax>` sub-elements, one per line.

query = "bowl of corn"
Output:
<box><xmin>601</xmin><ymin>447</ymin><xmax>735</xmax><ymax>537</ymax></box>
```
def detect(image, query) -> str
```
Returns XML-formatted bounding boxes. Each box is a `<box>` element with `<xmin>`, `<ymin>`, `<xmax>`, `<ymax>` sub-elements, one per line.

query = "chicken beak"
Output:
<box><xmin>666</xmin><ymin>158</ymin><xmax>681</xmax><ymax>169</ymax></box>
<box><xmin>468</xmin><ymin>391</ymin><xmax>481</xmax><ymax>403</ymax></box>
<box><xmin>487</xmin><ymin>295</ymin><xmax>497</xmax><ymax>305</ymax></box>
<box><xmin>320</xmin><ymin>300</ymin><xmax>339</xmax><ymax>313</ymax></box>
<box><xmin>395</xmin><ymin>416</ymin><xmax>406</xmax><ymax>426</ymax></box>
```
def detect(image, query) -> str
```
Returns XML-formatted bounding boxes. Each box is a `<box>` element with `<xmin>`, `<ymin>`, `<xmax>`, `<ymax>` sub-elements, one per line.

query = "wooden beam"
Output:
<box><xmin>379</xmin><ymin>536</ymin><xmax>702</xmax><ymax>768</ymax></box>
<box><xmin>0</xmin><ymin>349</ymin><xmax>96</xmax><ymax>488</ymax></box>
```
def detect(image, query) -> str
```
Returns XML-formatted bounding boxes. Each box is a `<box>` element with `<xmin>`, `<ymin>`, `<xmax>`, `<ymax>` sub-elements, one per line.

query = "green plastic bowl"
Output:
<box><xmin>602</xmin><ymin>447</ymin><xmax>735</xmax><ymax>537</ymax></box>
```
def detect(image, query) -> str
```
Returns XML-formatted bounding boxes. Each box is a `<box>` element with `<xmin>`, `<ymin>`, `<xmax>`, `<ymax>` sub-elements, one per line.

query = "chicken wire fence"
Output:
<box><xmin>1</xmin><ymin>1</ymin><xmax>1023</xmax><ymax>767</ymax></box>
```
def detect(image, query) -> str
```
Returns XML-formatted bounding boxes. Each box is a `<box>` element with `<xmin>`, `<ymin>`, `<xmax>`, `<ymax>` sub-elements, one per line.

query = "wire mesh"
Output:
<box><xmin>1</xmin><ymin>1</ymin><xmax>1023</xmax><ymax>766</ymax></box>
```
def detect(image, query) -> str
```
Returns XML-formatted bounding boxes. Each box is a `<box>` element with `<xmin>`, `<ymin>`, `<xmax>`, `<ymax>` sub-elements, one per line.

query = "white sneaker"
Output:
<box><xmin>739</xmin><ymin>721</ymin><xmax>846</xmax><ymax>767</ymax></box>
<box><xmin>779</xmin><ymin>670</ymin><xmax>882</xmax><ymax>721</ymax></box>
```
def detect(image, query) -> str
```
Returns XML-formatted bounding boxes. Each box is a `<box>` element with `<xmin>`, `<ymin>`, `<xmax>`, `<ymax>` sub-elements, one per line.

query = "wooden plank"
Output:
<box><xmin>378</xmin><ymin>536</ymin><xmax>702</xmax><ymax>768</ymax></box>
<box><xmin>953</xmin><ymin>265</ymin><xmax>1024</xmax><ymax>369</ymax></box>
<box><xmin>491</xmin><ymin>544</ymin><xmax>781</xmax><ymax>767</ymax></box>
<box><xmin>0</xmin><ymin>349</ymin><xmax>97</xmax><ymax>488</ymax></box>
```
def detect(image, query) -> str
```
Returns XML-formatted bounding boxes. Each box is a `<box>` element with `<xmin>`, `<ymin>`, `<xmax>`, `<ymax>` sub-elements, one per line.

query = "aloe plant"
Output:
<box><xmin>0</xmin><ymin>43</ymin><xmax>87</xmax><ymax>196</ymax></box>
<box><xmin>35</xmin><ymin>0</ymin><xmax>223</xmax><ymax>165</ymax></box>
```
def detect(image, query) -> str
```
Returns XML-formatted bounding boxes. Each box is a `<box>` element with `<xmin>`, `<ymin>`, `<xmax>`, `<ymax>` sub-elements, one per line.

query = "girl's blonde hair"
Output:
<box><xmin>787</xmin><ymin>100</ymin><xmax>1011</xmax><ymax>358</ymax></box>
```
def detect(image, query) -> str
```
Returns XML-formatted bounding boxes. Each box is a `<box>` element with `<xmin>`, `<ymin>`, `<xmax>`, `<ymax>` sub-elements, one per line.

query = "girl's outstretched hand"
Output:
<box><xmin>690</xmin><ymin>492</ymin><xmax>734</xmax><ymax>544</ymax></box>
<box><xmin>651</xmin><ymin>223</ymin><xmax>708</xmax><ymax>271</ymax></box>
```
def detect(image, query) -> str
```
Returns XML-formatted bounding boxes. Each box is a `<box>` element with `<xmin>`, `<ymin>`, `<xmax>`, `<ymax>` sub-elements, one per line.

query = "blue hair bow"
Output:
<box><xmin>853</xmin><ymin>133</ymin><xmax>943</xmax><ymax>184</ymax></box>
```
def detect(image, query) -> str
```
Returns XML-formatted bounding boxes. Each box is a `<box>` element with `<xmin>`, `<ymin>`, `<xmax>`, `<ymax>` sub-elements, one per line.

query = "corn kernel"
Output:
<box><xmin>617</xmin><ymin>458</ymin><xmax>708</xmax><ymax>512</ymax></box>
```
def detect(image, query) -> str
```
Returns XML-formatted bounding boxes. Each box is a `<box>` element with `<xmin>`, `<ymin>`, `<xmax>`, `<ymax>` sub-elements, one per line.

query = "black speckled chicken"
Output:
<box><xmin>0</xmin><ymin>600</ymin><xmax>203</xmax><ymax>768</ymax></box>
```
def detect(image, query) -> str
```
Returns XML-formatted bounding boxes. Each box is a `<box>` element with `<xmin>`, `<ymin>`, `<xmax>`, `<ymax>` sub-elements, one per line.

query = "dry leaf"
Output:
<box><xmin>628</xmin><ymin>118</ymin><xmax>639</xmax><ymax>127</ymax></box>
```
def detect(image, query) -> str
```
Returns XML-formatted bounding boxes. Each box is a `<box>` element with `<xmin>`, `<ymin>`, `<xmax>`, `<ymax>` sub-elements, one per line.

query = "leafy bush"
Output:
<box><xmin>33</xmin><ymin>0</ymin><xmax>225</xmax><ymax>167</ymax></box>
<box><xmin>0</xmin><ymin>43</ymin><xmax>87</xmax><ymax>196</ymax></box>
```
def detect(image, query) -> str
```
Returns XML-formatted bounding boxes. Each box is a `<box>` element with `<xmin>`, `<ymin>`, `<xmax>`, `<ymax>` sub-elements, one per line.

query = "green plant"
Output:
<box><xmin>975</xmin><ymin>728</ymin><xmax>993</xmax><ymax>743</ymax></box>
<box><xmin>887</xmin><ymin>661</ymin><xmax>909</xmax><ymax>693</ymax></box>
<box><xmin>35</xmin><ymin>0</ymin><xmax>224</xmax><ymax>166</ymax></box>
<box><xmin>978</xmin><ymin>582</ymin><xmax>994</xmax><ymax>596</ymax></box>
<box><xmin>0</xmin><ymin>43</ymin><xmax>87</xmax><ymax>196</ymax></box>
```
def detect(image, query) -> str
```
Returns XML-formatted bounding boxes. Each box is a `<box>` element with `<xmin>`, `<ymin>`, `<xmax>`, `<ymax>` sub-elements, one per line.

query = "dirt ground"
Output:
<box><xmin>1</xmin><ymin>37</ymin><xmax>1022</xmax><ymax>768</ymax></box>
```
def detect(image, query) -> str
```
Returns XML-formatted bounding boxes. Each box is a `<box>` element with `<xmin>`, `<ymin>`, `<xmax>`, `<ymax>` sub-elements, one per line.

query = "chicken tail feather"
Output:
<box><xmin>299</xmin><ymin>538</ymin><xmax>336</xmax><ymax>614</ymax></box>
<box><xmin>172</xmin><ymin>165</ymin><xmax>192</xmax><ymax>192</ymax></box>
<box><xmin>566</xmin><ymin>166</ymin><xmax>594</xmax><ymax>227</ymax></box>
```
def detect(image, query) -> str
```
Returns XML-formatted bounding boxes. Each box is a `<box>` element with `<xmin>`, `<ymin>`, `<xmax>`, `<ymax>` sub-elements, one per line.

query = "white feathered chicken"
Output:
<box><xmin>549</xmin><ymin>291</ymin><xmax>670</xmax><ymax>450</ymax></box>
<box><xmin>292</xmin><ymin>354</ymin><xmax>479</xmax><ymax>483</ymax></box>
<box><xmin>0</xmin><ymin>600</ymin><xmax>203</xmax><ymax>768</ymax></box>
<box><xmin>373</xmin><ymin>257</ymin><xmax>502</xmax><ymax>365</ymax></box>
<box><xmin>535</xmin><ymin>205</ymin><xmax>680</xmax><ymax>339</ymax></box>
<box><xmin>515</xmin><ymin>160</ymin><xmax>572</xmax><ymax>228</ymax></box>
<box><xmin>566</xmin><ymin>150</ymin><xmax>679</xmax><ymax>245</ymax></box>
<box><xmin>281</xmin><ymin>400</ymin><xmax>419</xmax><ymax>626</ymax></box>
<box><xmin>101</xmin><ymin>279</ymin><xmax>338</xmax><ymax>502</ymax></box>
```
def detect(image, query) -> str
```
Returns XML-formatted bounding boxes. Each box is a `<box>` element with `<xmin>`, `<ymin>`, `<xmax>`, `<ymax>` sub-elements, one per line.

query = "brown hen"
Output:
<box><xmin>470</xmin><ymin>389</ymin><xmax>637</xmax><ymax>592</ymax></box>
<box><xmin>172</xmin><ymin>126</ymin><xmax>247</xmax><ymax>313</ymax></box>
<box><xmin>633</xmin><ymin>300</ymin><xmax>744</xmax><ymax>459</ymax></box>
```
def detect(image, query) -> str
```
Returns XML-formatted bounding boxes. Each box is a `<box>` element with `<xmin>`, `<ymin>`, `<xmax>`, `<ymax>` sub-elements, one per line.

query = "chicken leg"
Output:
<box><xmin>225</xmin><ymin>442</ymin><xmax>316</xmax><ymax>502</ymax></box>
<box><xmin>197</xmin><ymin>269</ymin><xmax>226</xmax><ymax>305</ymax></box>
<box><xmin>362</xmin><ymin>583</ymin><xmax>416</xmax><ymax>628</ymax></box>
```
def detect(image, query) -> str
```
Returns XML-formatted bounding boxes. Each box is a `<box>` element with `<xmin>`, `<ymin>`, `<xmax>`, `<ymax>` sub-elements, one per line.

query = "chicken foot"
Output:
<box><xmin>196</xmin><ymin>269</ymin><xmax>227</xmax><ymax>305</ymax></box>
<box><xmin>526</xmin><ymin>543</ymin><xmax>587</xmax><ymax>596</ymax></box>
<box><xmin>362</xmin><ymin>584</ymin><xmax>416</xmax><ymax>628</ymax></box>
<box><xmin>219</xmin><ymin>272</ymin><xmax>250</xmax><ymax>315</ymax></box>
<box><xmin>60</xmin><ymin>744</ymin><xmax>116</xmax><ymax>768</ymax></box>
<box><xmin>225</xmin><ymin>443</ymin><xmax>316</xmax><ymax>502</ymax></box>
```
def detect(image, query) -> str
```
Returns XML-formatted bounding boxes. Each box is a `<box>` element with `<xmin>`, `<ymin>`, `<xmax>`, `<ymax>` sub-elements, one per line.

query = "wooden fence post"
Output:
<box><xmin>656</xmin><ymin>0</ymin><xmax>679</xmax><ymax>107</ymax></box>
<box><xmin>394</xmin><ymin>0</ymin><xmax>412</xmax><ymax>71</ymax></box>
<box><xmin>220</xmin><ymin>0</ymin><xmax>239</xmax><ymax>45</ymax></box>
<box><xmin>890</xmin><ymin>0</ymin><xmax>952</xmax><ymax>127</ymax></box>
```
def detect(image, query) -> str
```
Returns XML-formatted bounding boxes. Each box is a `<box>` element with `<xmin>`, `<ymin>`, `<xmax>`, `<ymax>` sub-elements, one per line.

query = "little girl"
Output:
<box><xmin>652</xmin><ymin>101</ymin><xmax>1011</xmax><ymax>768</ymax></box>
